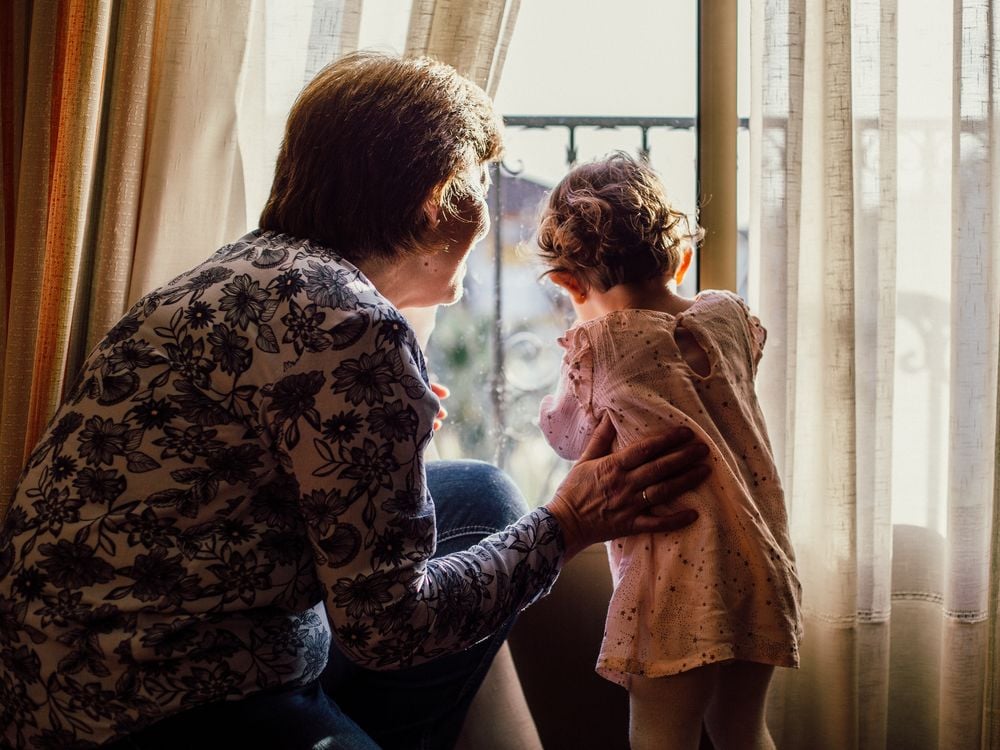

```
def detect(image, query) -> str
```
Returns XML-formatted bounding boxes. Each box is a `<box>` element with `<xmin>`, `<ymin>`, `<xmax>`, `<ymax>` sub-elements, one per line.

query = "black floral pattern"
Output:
<box><xmin>0</xmin><ymin>230</ymin><xmax>563</xmax><ymax>748</ymax></box>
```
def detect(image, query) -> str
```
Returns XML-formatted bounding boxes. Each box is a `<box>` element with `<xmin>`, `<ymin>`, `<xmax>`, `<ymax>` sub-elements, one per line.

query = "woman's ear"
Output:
<box><xmin>423</xmin><ymin>193</ymin><xmax>442</xmax><ymax>227</ymax></box>
<box><xmin>674</xmin><ymin>246</ymin><xmax>694</xmax><ymax>285</ymax></box>
<box><xmin>422</xmin><ymin>178</ymin><xmax>452</xmax><ymax>228</ymax></box>
<box><xmin>549</xmin><ymin>271</ymin><xmax>588</xmax><ymax>304</ymax></box>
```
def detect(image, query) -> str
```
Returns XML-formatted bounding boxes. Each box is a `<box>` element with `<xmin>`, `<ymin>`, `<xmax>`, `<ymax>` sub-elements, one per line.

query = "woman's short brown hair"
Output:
<box><xmin>260</xmin><ymin>52</ymin><xmax>502</xmax><ymax>262</ymax></box>
<box><xmin>536</xmin><ymin>152</ymin><xmax>701</xmax><ymax>292</ymax></box>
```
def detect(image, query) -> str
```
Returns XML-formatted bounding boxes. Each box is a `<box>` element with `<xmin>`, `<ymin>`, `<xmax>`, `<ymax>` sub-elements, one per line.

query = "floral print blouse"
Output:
<box><xmin>0</xmin><ymin>231</ymin><xmax>563</xmax><ymax>748</ymax></box>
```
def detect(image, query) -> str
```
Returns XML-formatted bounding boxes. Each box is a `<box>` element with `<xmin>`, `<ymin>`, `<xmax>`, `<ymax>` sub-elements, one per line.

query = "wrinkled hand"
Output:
<box><xmin>430</xmin><ymin>383</ymin><xmax>449</xmax><ymax>431</ymax></box>
<box><xmin>544</xmin><ymin>419</ymin><xmax>709</xmax><ymax>561</ymax></box>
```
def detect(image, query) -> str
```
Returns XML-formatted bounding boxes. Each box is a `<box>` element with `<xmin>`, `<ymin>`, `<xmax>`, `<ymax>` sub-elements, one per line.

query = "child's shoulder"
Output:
<box><xmin>690</xmin><ymin>288</ymin><xmax>747</xmax><ymax>308</ymax></box>
<box><xmin>687</xmin><ymin>290</ymin><xmax>767</xmax><ymax>359</ymax></box>
<box><xmin>557</xmin><ymin>312</ymin><xmax>651</xmax><ymax>355</ymax></box>
<box><xmin>685</xmin><ymin>289</ymin><xmax>756</xmax><ymax>322</ymax></box>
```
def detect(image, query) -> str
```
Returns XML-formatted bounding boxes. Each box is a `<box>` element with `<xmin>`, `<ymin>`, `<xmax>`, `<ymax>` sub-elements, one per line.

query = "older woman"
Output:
<box><xmin>0</xmin><ymin>53</ymin><xmax>708</xmax><ymax>749</ymax></box>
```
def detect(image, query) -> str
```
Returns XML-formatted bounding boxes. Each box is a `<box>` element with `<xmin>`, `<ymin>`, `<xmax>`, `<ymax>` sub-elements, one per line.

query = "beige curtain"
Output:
<box><xmin>1</xmin><ymin>0</ymin><xmax>126</xmax><ymax>509</ymax></box>
<box><xmin>750</xmin><ymin>1</ymin><xmax>1000</xmax><ymax>747</ymax></box>
<box><xmin>406</xmin><ymin>0</ymin><xmax>520</xmax><ymax>98</ymax></box>
<box><xmin>125</xmin><ymin>1</ymin><xmax>256</xmax><ymax>304</ymax></box>
<box><xmin>0</xmin><ymin>0</ymin><xmax>258</xmax><ymax>513</ymax></box>
<box><xmin>401</xmin><ymin>0</ymin><xmax>521</xmax><ymax>346</ymax></box>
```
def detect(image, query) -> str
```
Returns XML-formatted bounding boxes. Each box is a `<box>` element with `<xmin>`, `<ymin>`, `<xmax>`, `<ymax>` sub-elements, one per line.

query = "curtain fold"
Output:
<box><xmin>751</xmin><ymin>1</ymin><xmax>1000</xmax><ymax>747</ymax></box>
<box><xmin>0</xmin><ymin>0</ymin><xmax>114</xmax><ymax>510</ymax></box>
<box><xmin>0</xmin><ymin>1</ymin><xmax>31</xmax><ymax>370</ymax></box>
<box><xmin>303</xmin><ymin>0</ymin><xmax>362</xmax><ymax>81</ymax></box>
<box><xmin>67</xmin><ymin>1</ymin><xmax>157</xmax><ymax>389</ymax></box>
<box><xmin>987</xmin><ymin>338</ymin><xmax>1000</xmax><ymax>745</ymax></box>
<box><xmin>0</xmin><ymin>0</ymin><xmax>262</xmax><ymax>515</ymax></box>
<box><xmin>125</xmin><ymin>0</ymin><xmax>256</xmax><ymax>305</ymax></box>
<box><xmin>405</xmin><ymin>0</ymin><xmax>520</xmax><ymax>97</ymax></box>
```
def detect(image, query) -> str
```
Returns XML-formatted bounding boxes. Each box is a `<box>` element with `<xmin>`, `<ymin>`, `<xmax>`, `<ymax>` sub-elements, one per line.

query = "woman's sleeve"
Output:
<box><xmin>538</xmin><ymin>326</ymin><xmax>599</xmax><ymax>462</ymax></box>
<box><xmin>258</xmin><ymin>309</ymin><xmax>563</xmax><ymax>669</ymax></box>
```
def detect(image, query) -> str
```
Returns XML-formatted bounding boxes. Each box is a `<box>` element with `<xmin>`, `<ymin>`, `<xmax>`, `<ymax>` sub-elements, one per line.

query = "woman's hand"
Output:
<box><xmin>544</xmin><ymin>419</ymin><xmax>709</xmax><ymax>561</ymax></box>
<box><xmin>430</xmin><ymin>382</ymin><xmax>449</xmax><ymax>431</ymax></box>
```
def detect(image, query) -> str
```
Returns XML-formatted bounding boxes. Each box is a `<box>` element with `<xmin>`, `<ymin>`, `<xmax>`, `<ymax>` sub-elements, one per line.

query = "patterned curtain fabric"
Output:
<box><xmin>750</xmin><ymin>1</ymin><xmax>1000</xmax><ymax>747</ymax></box>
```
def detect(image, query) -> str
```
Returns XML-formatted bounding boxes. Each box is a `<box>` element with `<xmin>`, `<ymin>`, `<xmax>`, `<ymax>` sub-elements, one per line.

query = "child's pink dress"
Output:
<box><xmin>539</xmin><ymin>290</ymin><xmax>802</xmax><ymax>686</ymax></box>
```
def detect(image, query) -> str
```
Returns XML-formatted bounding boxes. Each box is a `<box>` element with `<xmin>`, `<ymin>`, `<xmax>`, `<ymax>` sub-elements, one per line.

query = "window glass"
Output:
<box><xmin>428</xmin><ymin>2</ymin><xmax>701</xmax><ymax>507</ymax></box>
<box><xmin>250</xmin><ymin>3</ymin><xmax>735</xmax><ymax>510</ymax></box>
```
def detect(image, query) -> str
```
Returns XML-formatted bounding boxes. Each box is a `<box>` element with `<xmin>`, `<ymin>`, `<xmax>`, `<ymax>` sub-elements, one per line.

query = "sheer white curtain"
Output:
<box><xmin>124</xmin><ymin>2</ymin><xmax>258</xmax><ymax>304</ymax></box>
<box><xmin>749</xmin><ymin>1</ymin><xmax>1000</xmax><ymax>747</ymax></box>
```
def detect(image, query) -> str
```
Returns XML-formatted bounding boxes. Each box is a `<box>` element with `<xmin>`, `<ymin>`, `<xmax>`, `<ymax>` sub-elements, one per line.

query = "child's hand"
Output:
<box><xmin>430</xmin><ymin>382</ymin><xmax>449</xmax><ymax>431</ymax></box>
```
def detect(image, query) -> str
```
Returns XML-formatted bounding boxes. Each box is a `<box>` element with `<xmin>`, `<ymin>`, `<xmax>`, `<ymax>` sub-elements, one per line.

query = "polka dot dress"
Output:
<box><xmin>539</xmin><ymin>290</ymin><xmax>802</xmax><ymax>688</ymax></box>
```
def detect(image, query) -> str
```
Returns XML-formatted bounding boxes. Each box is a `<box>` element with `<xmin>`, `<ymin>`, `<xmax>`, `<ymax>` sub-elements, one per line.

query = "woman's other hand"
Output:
<box><xmin>430</xmin><ymin>382</ymin><xmax>449</xmax><ymax>431</ymax></box>
<box><xmin>544</xmin><ymin>419</ymin><xmax>709</xmax><ymax>561</ymax></box>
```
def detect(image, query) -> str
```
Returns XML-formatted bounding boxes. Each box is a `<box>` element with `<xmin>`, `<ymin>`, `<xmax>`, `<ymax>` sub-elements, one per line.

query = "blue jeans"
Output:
<box><xmin>107</xmin><ymin>460</ymin><xmax>530</xmax><ymax>750</ymax></box>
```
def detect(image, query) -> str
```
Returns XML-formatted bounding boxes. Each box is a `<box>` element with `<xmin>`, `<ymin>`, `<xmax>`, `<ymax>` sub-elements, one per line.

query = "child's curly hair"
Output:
<box><xmin>536</xmin><ymin>152</ymin><xmax>701</xmax><ymax>292</ymax></box>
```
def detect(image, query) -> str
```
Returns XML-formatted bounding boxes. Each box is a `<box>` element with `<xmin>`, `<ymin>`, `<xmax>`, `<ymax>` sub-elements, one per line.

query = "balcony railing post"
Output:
<box><xmin>566</xmin><ymin>126</ymin><xmax>577</xmax><ymax>167</ymax></box>
<box><xmin>489</xmin><ymin>160</ymin><xmax>508</xmax><ymax>468</ymax></box>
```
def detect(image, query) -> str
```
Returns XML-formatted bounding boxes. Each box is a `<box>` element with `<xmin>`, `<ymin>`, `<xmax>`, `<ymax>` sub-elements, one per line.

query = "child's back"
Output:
<box><xmin>541</xmin><ymin>292</ymin><xmax>800</xmax><ymax>683</ymax></box>
<box><xmin>535</xmin><ymin>153</ymin><xmax>801</xmax><ymax>750</ymax></box>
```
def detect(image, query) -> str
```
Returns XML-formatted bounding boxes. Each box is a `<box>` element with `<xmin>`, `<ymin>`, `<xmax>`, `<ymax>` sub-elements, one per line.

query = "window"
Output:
<box><xmin>249</xmin><ymin>2</ymin><xmax>746</xmax><ymax>507</ymax></box>
<box><xmin>425</xmin><ymin>1</ymin><xmax>748</xmax><ymax>506</ymax></box>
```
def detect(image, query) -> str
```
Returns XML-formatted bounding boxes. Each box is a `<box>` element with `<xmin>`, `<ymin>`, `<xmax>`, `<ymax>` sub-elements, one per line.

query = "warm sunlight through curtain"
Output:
<box><xmin>400</xmin><ymin>0</ymin><xmax>521</xmax><ymax>346</ymax></box>
<box><xmin>406</xmin><ymin>0</ymin><xmax>520</xmax><ymax>98</ymax></box>
<box><xmin>0</xmin><ymin>1</ymin><xmax>259</xmax><ymax>515</ymax></box>
<box><xmin>124</xmin><ymin>1</ymin><xmax>255</xmax><ymax>304</ymax></box>
<box><xmin>1</xmin><ymin>0</ymin><xmax>123</xmax><ymax>513</ymax></box>
<box><xmin>749</xmin><ymin>1</ymin><xmax>999</xmax><ymax>747</ymax></box>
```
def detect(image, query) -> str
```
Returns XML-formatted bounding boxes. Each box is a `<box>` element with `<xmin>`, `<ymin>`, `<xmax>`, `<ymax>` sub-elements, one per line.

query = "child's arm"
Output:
<box><xmin>538</xmin><ymin>326</ymin><xmax>599</xmax><ymax>461</ymax></box>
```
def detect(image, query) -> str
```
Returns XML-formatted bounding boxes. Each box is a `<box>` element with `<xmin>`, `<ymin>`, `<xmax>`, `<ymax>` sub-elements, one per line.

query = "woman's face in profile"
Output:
<box><xmin>416</xmin><ymin>162</ymin><xmax>491</xmax><ymax>306</ymax></box>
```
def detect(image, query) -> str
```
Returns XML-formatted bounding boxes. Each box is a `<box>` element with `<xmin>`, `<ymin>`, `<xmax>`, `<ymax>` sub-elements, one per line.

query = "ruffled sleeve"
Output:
<box><xmin>747</xmin><ymin>311</ymin><xmax>767</xmax><ymax>369</ymax></box>
<box><xmin>724</xmin><ymin>292</ymin><xmax>767</xmax><ymax>371</ymax></box>
<box><xmin>538</xmin><ymin>325</ymin><xmax>598</xmax><ymax>461</ymax></box>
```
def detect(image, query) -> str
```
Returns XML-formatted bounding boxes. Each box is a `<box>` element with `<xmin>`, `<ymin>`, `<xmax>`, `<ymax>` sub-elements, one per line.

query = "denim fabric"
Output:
<box><xmin>104</xmin><ymin>460</ymin><xmax>530</xmax><ymax>750</ymax></box>
<box><xmin>324</xmin><ymin>460</ymin><xmax>530</xmax><ymax>750</ymax></box>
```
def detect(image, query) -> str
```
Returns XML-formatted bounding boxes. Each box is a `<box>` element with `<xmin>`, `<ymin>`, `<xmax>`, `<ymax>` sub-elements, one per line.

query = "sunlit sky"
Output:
<box><xmin>262</xmin><ymin>0</ymin><xmax>951</xmax><ymax>223</ymax></box>
<box><xmin>357</xmin><ymin>0</ymin><xmax>700</xmax><ymax>114</ymax></box>
<box><xmin>353</xmin><ymin>0</ymin><xmax>705</xmax><ymax>207</ymax></box>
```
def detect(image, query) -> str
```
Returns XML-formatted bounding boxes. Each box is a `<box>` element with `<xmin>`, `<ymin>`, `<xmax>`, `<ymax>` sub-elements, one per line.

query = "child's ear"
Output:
<box><xmin>674</xmin><ymin>246</ymin><xmax>694</xmax><ymax>285</ymax></box>
<box><xmin>549</xmin><ymin>271</ymin><xmax>588</xmax><ymax>304</ymax></box>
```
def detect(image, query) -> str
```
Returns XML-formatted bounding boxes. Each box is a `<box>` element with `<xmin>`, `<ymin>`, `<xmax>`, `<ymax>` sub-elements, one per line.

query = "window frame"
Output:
<box><xmin>696</xmin><ymin>0</ymin><xmax>739</xmax><ymax>292</ymax></box>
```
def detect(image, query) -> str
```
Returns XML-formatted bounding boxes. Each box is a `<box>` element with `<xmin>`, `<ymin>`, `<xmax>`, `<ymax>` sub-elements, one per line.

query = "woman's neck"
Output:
<box><xmin>574</xmin><ymin>276</ymin><xmax>694</xmax><ymax>322</ymax></box>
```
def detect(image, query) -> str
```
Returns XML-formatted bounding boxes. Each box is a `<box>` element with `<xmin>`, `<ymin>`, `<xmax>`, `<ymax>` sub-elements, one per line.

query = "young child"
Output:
<box><xmin>536</xmin><ymin>153</ymin><xmax>801</xmax><ymax>750</ymax></box>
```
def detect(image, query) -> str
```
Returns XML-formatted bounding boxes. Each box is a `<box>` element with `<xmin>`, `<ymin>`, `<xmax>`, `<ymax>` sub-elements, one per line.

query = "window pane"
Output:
<box><xmin>428</xmin><ymin>2</ymin><xmax>700</xmax><ymax>507</ymax></box>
